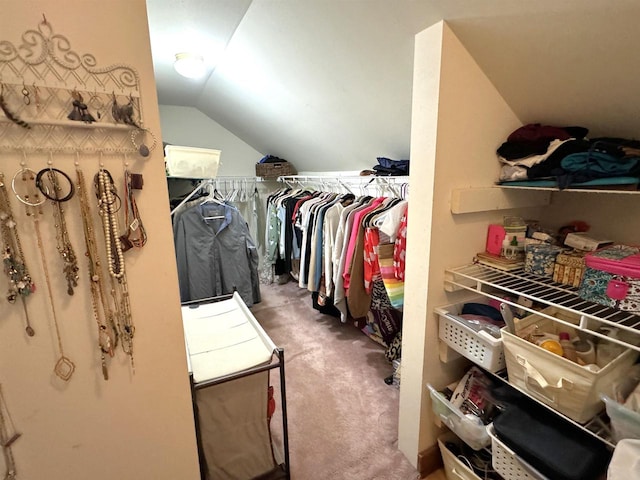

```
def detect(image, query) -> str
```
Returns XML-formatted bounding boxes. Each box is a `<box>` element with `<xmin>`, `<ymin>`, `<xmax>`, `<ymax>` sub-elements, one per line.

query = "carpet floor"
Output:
<box><xmin>251</xmin><ymin>281</ymin><xmax>420</xmax><ymax>480</ymax></box>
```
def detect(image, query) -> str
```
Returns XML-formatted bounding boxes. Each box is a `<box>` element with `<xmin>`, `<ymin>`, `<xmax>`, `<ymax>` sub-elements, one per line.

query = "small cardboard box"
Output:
<box><xmin>564</xmin><ymin>232</ymin><xmax>613</xmax><ymax>252</ymax></box>
<box><xmin>553</xmin><ymin>250</ymin><xmax>586</xmax><ymax>288</ymax></box>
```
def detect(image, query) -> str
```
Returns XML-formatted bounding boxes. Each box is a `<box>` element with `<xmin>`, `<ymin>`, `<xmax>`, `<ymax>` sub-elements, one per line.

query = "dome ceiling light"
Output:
<box><xmin>174</xmin><ymin>52</ymin><xmax>206</xmax><ymax>79</ymax></box>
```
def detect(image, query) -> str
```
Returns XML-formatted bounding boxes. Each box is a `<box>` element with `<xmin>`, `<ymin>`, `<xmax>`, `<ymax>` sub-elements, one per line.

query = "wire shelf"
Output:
<box><xmin>444</xmin><ymin>262</ymin><xmax>640</xmax><ymax>351</ymax></box>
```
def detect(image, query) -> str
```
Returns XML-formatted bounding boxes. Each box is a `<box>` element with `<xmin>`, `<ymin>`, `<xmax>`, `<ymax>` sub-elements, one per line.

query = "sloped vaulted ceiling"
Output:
<box><xmin>147</xmin><ymin>0</ymin><xmax>640</xmax><ymax>172</ymax></box>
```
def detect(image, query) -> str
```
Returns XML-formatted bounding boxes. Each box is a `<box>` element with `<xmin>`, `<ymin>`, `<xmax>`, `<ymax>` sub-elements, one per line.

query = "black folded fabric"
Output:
<box><xmin>527</xmin><ymin>139</ymin><xmax>591</xmax><ymax>179</ymax></box>
<box><xmin>374</xmin><ymin>157</ymin><xmax>409</xmax><ymax>175</ymax></box>
<box><xmin>493</xmin><ymin>403</ymin><xmax>610</xmax><ymax>480</ymax></box>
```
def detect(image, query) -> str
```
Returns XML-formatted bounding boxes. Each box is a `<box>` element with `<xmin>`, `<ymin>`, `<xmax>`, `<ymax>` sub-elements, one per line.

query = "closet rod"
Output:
<box><xmin>277</xmin><ymin>174</ymin><xmax>409</xmax><ymax>198</ymax></box>
<box><xmin>169</xmin><ymin>176</ymin><xmax>264</xmax><ymax>216</ymax></box>
<box><xmin>277</xmin><ymin>174</ymin><xmax>409</xmax><ymax>184</ymax></box>
<box><xmin>170</xmin><ymin>179</ymin><xmax>211</xmax><ymax>216</ymax></box>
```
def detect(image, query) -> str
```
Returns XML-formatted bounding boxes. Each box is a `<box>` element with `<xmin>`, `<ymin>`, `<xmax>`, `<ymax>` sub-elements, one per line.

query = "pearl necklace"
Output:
<box><xmin>77</xmin><ymin>166</ymin><xmax>118</xmax><ymax>380</ymax></box>
<box><xmin>96</xmin><ymin>169</ymin><xmax>124</xmax><ymax>279</ymax></box>
<box><xmin>95</xmin><ymin>168</ymin><xmax>135</xmax><ymax>368</ymax></box>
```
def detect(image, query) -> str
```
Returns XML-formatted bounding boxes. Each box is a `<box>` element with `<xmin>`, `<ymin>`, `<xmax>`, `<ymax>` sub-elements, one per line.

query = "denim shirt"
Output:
<box><xmin>174</xmin><ymin>202</ymin><xmax>260</xmax><ymax>306</ymax></box>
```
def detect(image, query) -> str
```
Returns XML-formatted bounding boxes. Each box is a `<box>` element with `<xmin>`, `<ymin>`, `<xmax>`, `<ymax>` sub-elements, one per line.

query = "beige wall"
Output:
<box><xmin>398</xmin><ymin>21</ymin><xmax>540</xmax><ymax>464</ymax></box>
<box><xmin>0</xmin><ymin>2</ymin><xmax>200</xmax><ymax>479</ymax></box>
<box><xmin>159</xmin><ymin>104</ymin><xmax>264</xmax><ymax>176</ymax></box>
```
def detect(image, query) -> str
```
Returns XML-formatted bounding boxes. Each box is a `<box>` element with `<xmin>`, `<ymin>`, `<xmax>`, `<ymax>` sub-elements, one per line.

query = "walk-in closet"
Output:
<box><xmin>2</xmin><ymin>2</ymin><xmax>640</xmax><ymax>480</ymax></box>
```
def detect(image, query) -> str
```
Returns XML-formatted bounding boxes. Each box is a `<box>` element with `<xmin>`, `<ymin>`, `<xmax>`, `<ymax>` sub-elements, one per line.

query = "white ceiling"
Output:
<box><xmin>146</xmin><ymin>0</ymin><xmax>640</xmax><ymax>172</ymax></box>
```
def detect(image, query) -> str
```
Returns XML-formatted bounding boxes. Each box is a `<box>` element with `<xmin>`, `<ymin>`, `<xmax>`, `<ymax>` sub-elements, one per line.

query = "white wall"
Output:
<box><xmin>0</xmin><ymin>3</ymin><xmax>200</xmax><ymax>479</ymax></box>
<box><xmin>159</xmin><ymin>104</ymin><xmax>263</xmax><ymax>176</ymax></box>
<box><xmin>399</xmin><ymin>21</ymin><xmax>540</xmax><ymax>465</ymax></box>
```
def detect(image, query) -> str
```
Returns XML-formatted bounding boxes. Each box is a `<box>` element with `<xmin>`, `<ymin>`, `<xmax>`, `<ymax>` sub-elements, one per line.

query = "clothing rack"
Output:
<box><xmin>169</xmin><ymin>176</ymin><xmax>265</xmax><ymax>216</ymax></box>
<box><xmin>277</xmin><ymin>174</ymin><xmax>409</xmax><ymax>198</ymax></box>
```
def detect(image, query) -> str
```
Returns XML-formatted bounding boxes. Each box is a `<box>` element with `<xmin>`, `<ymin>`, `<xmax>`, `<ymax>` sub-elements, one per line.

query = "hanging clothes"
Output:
<box><xmin>174</xmin><ymin>200</ymin><xmax>261</xmax><ymax>306</ymax></box>
<box><xmin>264</xmin><ymin>181</ymin><xmax>408</xmax><ymax>356</ymax></box>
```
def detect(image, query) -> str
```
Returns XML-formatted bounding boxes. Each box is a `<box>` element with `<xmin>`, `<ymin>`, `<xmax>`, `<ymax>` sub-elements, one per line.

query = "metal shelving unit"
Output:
<box><xmin>444</xmin><ymin>262</ymin><xmax>640</xmax><ymax>352</ymax></box>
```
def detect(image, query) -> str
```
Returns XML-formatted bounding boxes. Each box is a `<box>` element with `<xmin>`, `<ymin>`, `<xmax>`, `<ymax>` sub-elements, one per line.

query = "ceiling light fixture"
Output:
<box><xmin>174</xmin><ymin>52</ymin><xmax>206</xmax><ymax>79</ymax></box>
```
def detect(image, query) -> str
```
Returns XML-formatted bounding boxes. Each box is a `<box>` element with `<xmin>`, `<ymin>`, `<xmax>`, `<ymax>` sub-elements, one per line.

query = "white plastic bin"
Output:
<box><xmin>428</xmin><ymin>384</ymin><xmax>490</xmax><ymax>450</ymax></box>
<box><xmin>435</xmin><ymin>297</ymin><xmax>505</xmax><ymax>372</ymax></box>
<box><xmin>437</xmin><ymin>432</ymin><xmax>483</xmax><ymax>480</ymax></box>
<box><xmin>487</xmin><ymin>425</ymin><xmax>548</xmax><ymax>480</ymax></box>
<box><xmin>165</xmin><ymin>145</ymin><xmax>221</xmax><ymax>178</ymax></box>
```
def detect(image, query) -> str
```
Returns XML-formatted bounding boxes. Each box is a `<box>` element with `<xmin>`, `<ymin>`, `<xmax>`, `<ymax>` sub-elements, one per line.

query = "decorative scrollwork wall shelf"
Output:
<box><xmin>0</xmin><ymin>16</ymin><xmax>145</xmax><ymax>154</ymax></box>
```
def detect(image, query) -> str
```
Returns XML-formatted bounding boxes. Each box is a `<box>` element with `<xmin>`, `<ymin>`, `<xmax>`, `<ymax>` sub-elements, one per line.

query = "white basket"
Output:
<box><xmin>428</xmin><ymin>384</ymin><xmax>490</xmax><ymax>450</ymax></box>
<box><xmin>487</xmin><ymin>425</ymin><xmax>547</xmax><ymax>480</ymax></box>
<box><xmin>436</xmin><ymin>297</ymin><xmax>505</xmax><ymax>372</ymax></box>
<box><xmin>437</xmin><ymin>432</ymin><xmax>483</xmax><ymax>480</ymax></box>
<box><xmin>502</xmin><ymin>306</ymin><xmax>639</xmax><ymax>424</ymax></box>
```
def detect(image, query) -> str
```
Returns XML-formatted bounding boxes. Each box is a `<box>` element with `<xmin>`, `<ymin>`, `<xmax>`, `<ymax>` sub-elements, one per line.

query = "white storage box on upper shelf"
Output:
<box><xmin>502</xmin><ymin>306</ymin><xmax>639</xmax><ymax>424</ymax></box>
<box><xmin>437</xmin><ymin>432</ymin><xmax>484</xmax><ymax>480</ymax></box>
<box><xmin>165</xmin><ymin>145</ymin><xmax>221</xmax><ymax>178</ymax></box>
<box><xmin>435</xmin><ymin>296</ymin><xmax>506</xmax><ymax>372</ymax></box>
<box><xmin>428</xmin><ymin>384</ymin><xmax>491</xmax><ymax>450</ymax></box>
<box><xmin>487</xmin><ymin>425</ymin><xmax>548</xmax><ymax>480</ymax></box>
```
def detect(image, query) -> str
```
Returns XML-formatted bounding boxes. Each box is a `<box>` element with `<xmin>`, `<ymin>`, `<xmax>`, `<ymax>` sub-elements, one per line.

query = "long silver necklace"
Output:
<box><xmin>12</xmin><ymin>165</ymin><xmax>75</xmax><ymax>381</ymax></box>
<box><xmin>0</xmin><ymin>173</ymin><xmax>35</xmax><ymax>337</ymax></box>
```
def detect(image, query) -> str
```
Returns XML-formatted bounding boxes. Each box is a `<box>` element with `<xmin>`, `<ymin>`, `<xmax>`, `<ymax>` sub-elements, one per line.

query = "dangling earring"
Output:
<box><xmin>21</xmin><ymin>83</ymin><xmax>30</xmax><ymax>105</ymax></box>
<box><xmin>111</xmin><ymin>93</ymin><xmax>139</xmax><ymax>128</ymax></box>
<box><xmin>68</xmin><ymin>89</ymin><xmax>95</xmax><ymax>124</ymax></box>
<box><xmin>88</xmin><ymin>90</ymin><xmax>105</xmax><ymax>120</ymax></box>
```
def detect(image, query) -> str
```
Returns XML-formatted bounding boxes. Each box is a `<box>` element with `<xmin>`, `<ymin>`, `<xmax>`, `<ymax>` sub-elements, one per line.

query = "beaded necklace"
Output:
<box><xmin>95</xmin><ymin>168</ymin><xmax>135</xmax><ymax>368</ymax></box>
<box><xmin>35</xmin><ymin>164</ymin><xmax>79</xmax><ymax>295</ymax></box>
<box><xmin>12</xmin><ymin>165</ymin><xmax>75</xmax><ymax>381</ymax></box>
<box><xmin>76</xmin><ymin>166</ymin><xmax>118</xmax><ymax>380</ymax></box>
<box><xmin>0</xmin><ymin>173</ymin><xmax>35</xmax><ymax>336</ymax></box>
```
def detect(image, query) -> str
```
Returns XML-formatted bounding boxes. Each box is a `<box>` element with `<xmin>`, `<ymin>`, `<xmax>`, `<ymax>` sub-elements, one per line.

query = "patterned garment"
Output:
<box><xmin>378</xmin><ymin>243</ymin><xmax>404</xmax><ymax>309</ymax></box>
<box><xmin>365</xmin><ymin>277</ymin><xmax>402</xmax><ymax>347</ymax></box>
<box><xmin>363</xmin><ymin>228</ymin><xmax>380</xmax><ymax>294</ymax></box>
<box><xmin>393</xmin><ymin>208</ymin><xmax>408</xmax><ymax>281</ymax></box>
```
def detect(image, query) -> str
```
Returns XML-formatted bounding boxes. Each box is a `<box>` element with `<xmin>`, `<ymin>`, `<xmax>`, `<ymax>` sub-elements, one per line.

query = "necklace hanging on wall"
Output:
<box><xmin>122</xmin><ymin>160</ymin><xmax>147</xmax><ymax>249</ymax></box>
<box><xmin>35</xmin><ymin>161</ymin><xmax>79</xmax><ymax>295</ymax></box>
<box><xmin>12</xmin><ymin>163</ymin><xmax>75</xmax><ymax>381</ymax></box>
<box><xmin>95</xmin><ymin>167</ymin><xmax>135</xmax><ymax>370</ymax></box>
<box><xmin>0</xmin><ymin>172</ymin><xmax>35</xmax><ymax>337</ymax></box>
<box><xmin>0</xmin><ymin>383</ymin><xmax>20</xmax><ymax>480</ymax></box>
<box><xmin>76</xmin><ymin>162</ymin><xmax>118</xmax><ymax>380</ymax></box>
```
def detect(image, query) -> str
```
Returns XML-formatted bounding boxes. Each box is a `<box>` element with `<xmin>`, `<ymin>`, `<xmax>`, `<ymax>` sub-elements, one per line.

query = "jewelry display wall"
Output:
<box><xmin>0</xmin><ymin>16</ymin><xmax>146</xmax><ymax>154</ymax></box>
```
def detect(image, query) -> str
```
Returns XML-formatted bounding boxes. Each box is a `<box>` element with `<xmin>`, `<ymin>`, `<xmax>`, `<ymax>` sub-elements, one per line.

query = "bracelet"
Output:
<box><xmin>130</xmin><ymin>128</ymin><xmax>157</xmax><ymax>157</ymax></box>
<box><xmin>11</xmin><ymin>168</ymin><xmax>46</xmax><ymax>207</ymax></box>
<box><xmin>35</xmin><ymin>167</ymin><xmax>75</xmax><ymax>202</ymax></box>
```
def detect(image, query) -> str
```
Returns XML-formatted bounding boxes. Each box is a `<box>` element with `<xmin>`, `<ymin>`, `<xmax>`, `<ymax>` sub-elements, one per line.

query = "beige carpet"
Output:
<box><xmin>251</xmin><ymin>281</ymin><xmax>420</xmax><ymax>480</ymax></box>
